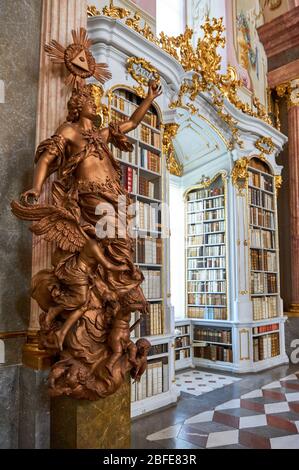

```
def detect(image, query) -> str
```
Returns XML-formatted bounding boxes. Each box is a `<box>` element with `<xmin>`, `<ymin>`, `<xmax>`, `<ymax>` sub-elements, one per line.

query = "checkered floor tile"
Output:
<box><xmin>175</xmin><ymin>370</ymin><xmax>241</xmax><ymax>396</ymax></box>
<box><xmin>148</xmin><ymin>371</ymin><xmax>299</xmax><ymax>448</ymax></box>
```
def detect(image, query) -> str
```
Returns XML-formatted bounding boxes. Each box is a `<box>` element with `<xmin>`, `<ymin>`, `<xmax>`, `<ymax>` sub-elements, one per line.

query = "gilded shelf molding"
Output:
<box><xmin>133</xmin><ymin>85</ymin><xmax>146</xmax><ymax>98</ymax></box>
<box><xmin>91</xmin><ymin>84</ymin><xmax>109</xmax><ymax>127</ymax></box>
<box><xmin>276</xmin><ymin>79</ymin><xmax>299</xmax><ymax>108</ymax></box>
<box><xmin>127</xmin><ymin>57</ymin><xmax>160</xmax><ymax>88</ymax></box>
<box><xmin>274</xmin><ymin>175</ymin><xmax>283</xmax><ymax>191</ymax></box>
<box><xmin>231</xmin><ymin>157</ymin><xmax>249</xmax><ymax>194</ymax></box>
<box><xmin>87</xmin><ymin>5</ymin><xmax>100</xmax><ymax>17</ymax></box>
<box><xmin>162</xmin><ymin>124</ymin><xmax>182</xmax><ymax>177</ymax></box>
<box><xmin>255</xmin><ymin>136</ymin><xmax>275</xmax><ymax>159</ymax></box>
<box><xmin>87</xmin><ymin>7</ymin><xmax>272</xmax><ymax>131</ymax></box>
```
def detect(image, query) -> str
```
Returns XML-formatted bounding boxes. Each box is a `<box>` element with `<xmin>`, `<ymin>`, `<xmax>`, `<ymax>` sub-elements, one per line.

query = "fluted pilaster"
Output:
<box><xmin>29</xmin><ymin>0</ymin><xmax>87</xmax><ymax>332</ymax></box>
<box><xmin>288</xmin><ymin>85</ymin><xmax>299</xmax><ymax>315</ymax></box>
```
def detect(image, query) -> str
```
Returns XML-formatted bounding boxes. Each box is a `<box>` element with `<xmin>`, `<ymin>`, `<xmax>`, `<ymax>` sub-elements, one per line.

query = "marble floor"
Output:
<box><xmin>131</xmin><ymin>364</ymin><xmax>299</xmax><ymax>449</ymax></box>
<box><xmin>175</xmin><ymin>370</ymin><xmax>240</xmax><ymax>396</ymax></box>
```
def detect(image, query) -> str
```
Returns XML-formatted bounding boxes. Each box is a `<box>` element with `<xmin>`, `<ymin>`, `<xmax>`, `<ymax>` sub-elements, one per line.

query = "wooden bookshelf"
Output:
<box><xmin>248</xmin><ymin>159</ymin><xmax>279</xmax><ymax>324</ymax></box>
<box><xmin>185</xmin><ymin>174</ymin><xmax>228</xmax><ymax>322</ymax></box>
<box><xmin>174</xmin><ymin>324</ymin><xmax>191</xmax><ymax>365</ymax></box>
<box><xmin>109</xmin><ymin>87</ymin><xmax>175</xmax><ymax>416</ymax></box>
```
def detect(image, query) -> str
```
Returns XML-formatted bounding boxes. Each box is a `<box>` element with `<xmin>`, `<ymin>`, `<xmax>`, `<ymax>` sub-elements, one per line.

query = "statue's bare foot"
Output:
<box><xmin>53</xmin><ymin>331</ymin><xmax>64</xmax><ymax>351</ymax></box>
<box><xmin>129</xmin><ymin>358</ymin><xmax>137</xmax><ymax>367</ymax></box>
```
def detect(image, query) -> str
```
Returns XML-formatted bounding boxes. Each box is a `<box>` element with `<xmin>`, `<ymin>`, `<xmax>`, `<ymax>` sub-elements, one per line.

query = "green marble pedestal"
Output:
<box><xmin>50</xmin><ymin>381</ymin><xmax>130</xmax><ymax>449</ymax></box>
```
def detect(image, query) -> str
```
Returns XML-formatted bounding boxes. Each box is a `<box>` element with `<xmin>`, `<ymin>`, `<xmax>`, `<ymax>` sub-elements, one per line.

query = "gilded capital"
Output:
<box><xmin>163</xmin><ymin>124</ymin><xmax>183</xmax><ymax>177</ymax></box>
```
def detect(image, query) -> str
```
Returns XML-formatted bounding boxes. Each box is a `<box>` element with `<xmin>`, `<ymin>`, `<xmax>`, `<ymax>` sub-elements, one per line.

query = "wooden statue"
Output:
<box><xmin>11</xmin><ymin>28</ymin><xmax>161</xmax><ymax>400</ymax></box>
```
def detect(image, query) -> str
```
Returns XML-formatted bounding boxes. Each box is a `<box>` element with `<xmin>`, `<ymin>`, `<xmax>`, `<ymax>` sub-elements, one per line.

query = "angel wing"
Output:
<box><xmin>11</xmin><ymin>200</ymin><xmax>88</xmax><ymax>253</ymax></box>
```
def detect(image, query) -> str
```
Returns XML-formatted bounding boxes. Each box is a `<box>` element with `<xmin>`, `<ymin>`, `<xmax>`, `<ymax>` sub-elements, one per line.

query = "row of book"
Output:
<box><xmin>111</xmin><ymin>108</ymin><xmax>161</xmax><ymax>147</ymax></box>
<box><xmin>187</xmin><ymin>209</ymin><xmax>224</xmax><ymax>223</ymax></box>
<box><xmin>121</xmin><ymin>166</ymin><xmax>138</xmax><ymax>194</ymax></box>
<box><xmin>187</xmin><ymin>306</ymin><xmax>227</xmax><ymax>320</ymax></box>
<box><xmin>187</xmin><ymin>246</ymin><xmax>226</xmax><ymax>257</ymax></box>
<box><xmin>139</xmin><ymin>175</ymin><xmax>157</xmax><ymax>199</ymax></box>
<box><xmin>253</xmin><ymin>333</ymin><xmax>280</xmax><ymax>362</ymax></box>
<box><xmin>136</xmin><ymin>237</ymin><xmax>162</xmax><ymax>264</ymax></box>
<box><xmin>187</xmin><ymin>280</ymin><xmax>226</xmax><ymax>293</ymax></box>
<box><xmin>131</xmin><ymin>358</ymin><xmax>169</xmax><ymax>402</ymax></box>
<box><xmin>253</xmin><ymin>323</ymin><xmax>279</xmax><ymax>335</ymax></box>
<box><xmin>250</xmin><ymin>249</ymin><xmax>277</xmax><ymax>272</ymax></box>
<box><xmin>251</xmin><ymin>272</ymin><xmax>278</xmax><ymax>294</ymax></box>
<box><xmin>187</xmin><ymin>269</ymin><xmax>226</xmax><ymax>281</ymax></box>
<box><xmin>188</xmin><ymin>293</ymin><xmax>226</xmax><ymax>306</ymax></box>
<box><xmin>175</xmin><ymin>336</ymin><xmax>190</xmax><ymax>348</ymax></box>
<box><xmin>193</xmin><ymin>345</ymin><xmax>233</xmax><ymax>363</ymax></box>
<box><xmin>187</xmin><ymin>187</ymin><xmax>224</xmax><ymax>201</ymax></box>
<box><xmin>110</xmin><ymin>144</ymin><xmax>138</xmax><ymax>165</ymax></box>
<box><xmin>175</xmin><ymin>325</ymin><xmax>190</xmax><ymax>335</ymax></box>
<box><xmin>250</xmin><ymin>207</ymin><xmax>275</xmax><ymax>230</ymax></box>
<box><xmin>188</xmin><ymin>233</ymin><xmax>225</xmax><ymax>246</ymax></box>
<box><xmin>140</xmin><ymin>148</ymin><xmax>161</xmax><ymax>174</ymax></box>
<box><xmin>113</xmin><ymin>91</ymin><xmax>159</xmax><ymax>129</ymax></box>
<box><xmin>248</xmin><ymin>171</ymin><xmax>273</xmax><ymax>192</ymax></box>
<box><xmin>249</xmin><ymin>188</ymin><xmax>274</xmax><ymax>210</ymax></box>
<box><xmin>187</xmin><ymin>258</ymin><xmax>225</xmax><ymax>269</ymax></box>
<box><xmin>175</xmin><ymin>349</ymin><xmax>191</xmax><ymax>360</ymax></box>
<box><xmin>140</xmin><ymin>124</ymin><xmax>161</xmax><ymax>148</ymax></box>
<box><xmin>149</xmin><ymin>343</ymin><xmax>168</xmax><ymax>356</ymax></box>
<box><xmin>137</xmin><ymin>201</ymin><xmax>159</xmax><ymax>231</ymax></box>
<box><xmin>188</xmin><ymin>221</ymin><xmax>225</xmax><ymax>235</ymax></box>
<box><xmin>250</xmin><ymin>229</ymin><xmax>275</xmax><ymax>249</ymax></box>
<box><xmin>110</xmin><ymin>140</ymin><xmax>161</xmax><ymax>175</ymax></box>
<box><xmin>252</xmin><ymin>296</ymin><xmax>278</xmax><ymax>320</ymax></box>
<box><xmin>111</xmin><ymin>109</ymin><xmax>138</xmax><ymax>139</ymax></box>
<box><xmin>193</xmin><ymin>327</ymin><xmax>232</xmax><ymax>344</ymax></box>
<box><xmin>141</xmin><ymin>269</ymin><xmax>161</xmax><ymax>299</ymax></box>
<box><xmin>140</xmin><ymin>303</ymin><xmax>163</xmax><ymax>336</ymax></box>
<box><xmin>187</xmin><ymin>198</ymin><xmax>224</xmax><ymax>212</ymax></box>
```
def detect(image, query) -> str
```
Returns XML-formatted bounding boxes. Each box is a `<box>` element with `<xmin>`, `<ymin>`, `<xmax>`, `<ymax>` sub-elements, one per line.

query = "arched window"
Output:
<box><xmin>156</xmin><ymin>0</ymin><xmax>186</xmax><ymax>36</ymax></box>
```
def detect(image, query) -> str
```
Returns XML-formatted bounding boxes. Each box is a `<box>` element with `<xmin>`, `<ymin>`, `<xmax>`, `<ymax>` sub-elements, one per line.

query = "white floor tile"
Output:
<box><xmin>147</xmin><ymin>424</ymin><xmax>182</xmax><ymax>441</ymax></box>
<box><xmin>271</xmin><ymin>434</ymin><xmax>299</xmax><ymax>449</ymax></box>
<box><xmin>241</xmin><ymin>389</ymin><xmax>263</xmax><ymax>399</ymax></box>
<box><xmin>239</xmin><ymin>414</ymin><xmax>267</xmax><ymax>429</ymax></box>
<box><xmin>262</xmin><ymin>381</ymin><xmax>281</xmax><ymax>390</ymax></box>
<box><xmin>295</xmin><ymin>421</ymin><xmax>299</xmax><ymax>433</ymax></box>
<box><xmin>285</xmin><ymin>392</ymin><xmax>299</xmax><ymax>402</ymax></box>
<box><xmin>184</xmin><ymin>410</ymin><xmax>214</xmax><ymax>425</ymax></box>
<box><xmin>280</xmin><ymin>373</ymin><xmax>299</xmax><ymax>382</ymax></box>
<box><xmin>175</xmin><ymin>370</ymin><xmax>240</xmax><ymax>397</ymax></box>
<box><xmin>264</xmin><ymin>402</ymin><xmax>290</xmax><ymax>414</ymax></box>
<box><xmin>206</xmin><ymin>430</ymin><xmax>239</xmax><ymax>448</ymax></box>
<box><xmin>215</xmin><ymin>399</ymin><xmax>240</xmax><ymax>410</ymax></box>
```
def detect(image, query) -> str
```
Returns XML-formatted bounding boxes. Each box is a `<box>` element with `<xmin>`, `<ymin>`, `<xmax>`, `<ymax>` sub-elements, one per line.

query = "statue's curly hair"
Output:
<box><xmin>66</xmin><ymin>85</ymin><xmax>94</xmax><ymax>122</ymax></box>
<box><xmin>136</xmin><ymin>338</ymin><xmax>151</xmax><ymax>353</ymax></box>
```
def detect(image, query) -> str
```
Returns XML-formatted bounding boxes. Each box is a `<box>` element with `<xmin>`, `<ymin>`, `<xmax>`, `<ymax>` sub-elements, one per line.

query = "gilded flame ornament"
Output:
<box><xmin>11</xmin><ymin>29</ymin><xmax>163</xmax><ymax>400</ymax></box>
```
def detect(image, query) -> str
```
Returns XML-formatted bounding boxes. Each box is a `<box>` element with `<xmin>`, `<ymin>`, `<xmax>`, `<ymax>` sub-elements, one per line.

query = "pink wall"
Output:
<box><xmin>131</xmin><ymin>0</ymin><xmax>156</xmax><ymax>17</ymax></box>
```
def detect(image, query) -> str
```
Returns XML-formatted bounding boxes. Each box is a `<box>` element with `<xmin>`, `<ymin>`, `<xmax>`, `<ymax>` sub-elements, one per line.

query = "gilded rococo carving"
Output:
<box><xmin>87</xmin><ymin>3</ymin><xmax>272</xmax><ymax>134</ymax></box>
<box><xmin>11</xmin><ymin>29</ymin><xmax>163</xmax><ymax>400</ymax></box>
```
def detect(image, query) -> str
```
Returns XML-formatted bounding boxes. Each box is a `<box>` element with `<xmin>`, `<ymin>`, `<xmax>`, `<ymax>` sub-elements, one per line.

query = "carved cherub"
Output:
<box><xmin>130</xmin><ymin>338</ymin><xmax>151</xmax><ymax>383</ymax></box>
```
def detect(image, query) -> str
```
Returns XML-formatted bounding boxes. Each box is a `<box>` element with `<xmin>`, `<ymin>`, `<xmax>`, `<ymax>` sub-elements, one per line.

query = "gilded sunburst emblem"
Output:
<box><xmin>44</xmin><ymin>27</ymin><xmax>112</xmax><ymax>89</ymax></box>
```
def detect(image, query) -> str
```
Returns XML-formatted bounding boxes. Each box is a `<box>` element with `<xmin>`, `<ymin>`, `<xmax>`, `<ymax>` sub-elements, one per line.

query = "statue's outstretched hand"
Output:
<box><xmin>21</xmin><ymin>188</ymin><xmax>40</xmax><ymax>205</ymax></box>
<box><xmin>147</xmin><ymin>80</ymin><xmax>162</xmax><ymax>101</ymax></box>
